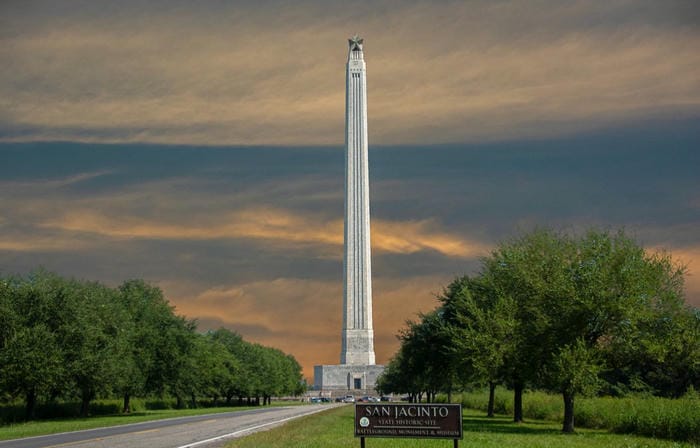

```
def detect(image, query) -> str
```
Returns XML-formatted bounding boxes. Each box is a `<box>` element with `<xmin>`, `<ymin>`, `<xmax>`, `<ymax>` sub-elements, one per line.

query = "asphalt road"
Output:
<box><xmin>0</xmin><ymin>405</ymin><xmax>340</xmax><ymax>448</ymax></box>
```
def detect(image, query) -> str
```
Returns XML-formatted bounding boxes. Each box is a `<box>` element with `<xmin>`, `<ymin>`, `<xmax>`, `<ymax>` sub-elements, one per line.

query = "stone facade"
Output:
<box><xmin>313</xmin><ymin>364</ymin><xmax>385</xmax><ymax>391</ymax></box>
<box><xmin>341</xmin><ymin>34</ymin><xmax>375</xmax><ymax>366</ymax></box>
<box><xmin>313</xmin><ymin>36</ymin><xmax>383</xmax><ymax>391</ymax></box>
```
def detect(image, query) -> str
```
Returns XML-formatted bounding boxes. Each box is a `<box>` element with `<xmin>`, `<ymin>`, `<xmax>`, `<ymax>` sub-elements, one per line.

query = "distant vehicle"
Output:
<box><xmin>335</xmin><ymin>397</ymin><xmax>344</xmax><ymax>403</ymax></box>
<box><xmin>380</xmin><ymin>396</ymin><xmax>391</xmax><ymax>402</ymax></box>
<box><xmin>320</xmin><ymin>397</ymin><xmax>331</xmax><ymax>403</ymax></box>
<box><xmin>310</xmin><ymin>397</ymin><xmax>323</xmax><ymax>403</ymax></box>
<box><xmin>342</xmin><ymin>395</ymin><xmax>356</xmax><ymax>403</ymax></box>
<box><xmin>358</xmin><ymin>396</ymin><xmax>380</xmax><ymax>402</ymax></box>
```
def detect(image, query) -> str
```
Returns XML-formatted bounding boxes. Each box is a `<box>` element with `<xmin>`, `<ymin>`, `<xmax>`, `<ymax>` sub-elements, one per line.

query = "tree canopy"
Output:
<box><xmin>0</xmin><ymin>270</ymin><xmax>305</xmax><ymax>420</ymax></box>
<box><xmin>378</xmin><ymin>228</ymin><xmax>699</xmax><ymax>433</ymax></box>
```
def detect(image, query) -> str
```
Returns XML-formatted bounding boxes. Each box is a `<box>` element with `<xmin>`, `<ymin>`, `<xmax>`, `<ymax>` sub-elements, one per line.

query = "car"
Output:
<box><xmin>342</xmin><ymin>395</ymin><xmax>356</xmax><ymax>403</ymax></box>
<box><xmin>380</xmin><ymin>396</ymin><xmax>391</xmax><ymax>402</ymax></box>
<box><xmin>310</xmin><ymin>397</ymin><xmax>323</xmax><ymax>403</ymax></box>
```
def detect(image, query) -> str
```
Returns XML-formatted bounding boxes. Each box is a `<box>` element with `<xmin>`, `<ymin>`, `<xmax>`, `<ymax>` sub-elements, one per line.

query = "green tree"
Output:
<box><xmin>115</xmin><ymin>279</ymin><xmax>192</xmax><ymax>412</ymax></box>
<box><xmin>0</xmin><ymin>271</ymin><xmax>67</xmax><ymax>419</ymax></box>
<box><xmin>481</xmin><ymin>229</ymin><xmax>576</xmax><ymax>423</ymax></box>
<box><xmin>59</xmin><ymin>279</ymin><xmax>126</xmax><ymax>416</ymax></box>
<box><xmin>482</xmin><ymin>229</ymin><xmax>689</xmax><ymax>432</ymax></box>
<box><xmin>388</xmin><ymin>312</ymin><xmax>455</xmax><ymax>402</ymax></box>
<box><xmin>440</xmin><ymin>275</ymin><xmax>516</xmax><ymax>416</ymax></box>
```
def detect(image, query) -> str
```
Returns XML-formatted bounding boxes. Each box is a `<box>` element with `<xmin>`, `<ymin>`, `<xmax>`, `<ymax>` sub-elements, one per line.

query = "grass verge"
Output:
<box><xmin>225</xmin><ymin>405</ymin><xmax>695</xmax><ymax>448</ymax></box>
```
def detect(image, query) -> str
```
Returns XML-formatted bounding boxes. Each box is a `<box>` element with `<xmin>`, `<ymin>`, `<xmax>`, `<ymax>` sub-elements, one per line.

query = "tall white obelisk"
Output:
<box><xmin>314</xmin><ymin>36</ymin><xmax>383</xmax><ymax>393</ymax></box>
<box><xmin>341</xmin><ymin>34</ymin><xmax>376</xmax><ymax>366</ymax></box>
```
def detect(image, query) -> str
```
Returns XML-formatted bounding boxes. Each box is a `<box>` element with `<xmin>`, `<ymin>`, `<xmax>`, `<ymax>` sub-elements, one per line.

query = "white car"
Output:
<box><xmin>342</xmin><ymin>395</ymin><xmax>356</xmax><ymax>403</ymax></box>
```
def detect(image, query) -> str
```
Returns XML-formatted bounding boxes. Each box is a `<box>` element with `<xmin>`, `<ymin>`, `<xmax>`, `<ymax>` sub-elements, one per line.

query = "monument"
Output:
<box><xmin>314</xmin><ymin>36</ymin><xmax>384</xmax><ymax>393</ymax></box>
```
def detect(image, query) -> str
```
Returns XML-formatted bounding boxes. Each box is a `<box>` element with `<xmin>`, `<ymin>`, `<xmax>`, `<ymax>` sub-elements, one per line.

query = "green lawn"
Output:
<box><xmin>226</xmin><ymin>406</ymin><xmax>696</xmax><ymax>448</ymax></box>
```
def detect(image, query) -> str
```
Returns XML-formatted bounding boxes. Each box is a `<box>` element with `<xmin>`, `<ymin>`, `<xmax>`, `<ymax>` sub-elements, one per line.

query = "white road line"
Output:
<box><xmin>175</xmin><ymin>407</ymin><xmax>331</xmax><ymax>448</ymax></box>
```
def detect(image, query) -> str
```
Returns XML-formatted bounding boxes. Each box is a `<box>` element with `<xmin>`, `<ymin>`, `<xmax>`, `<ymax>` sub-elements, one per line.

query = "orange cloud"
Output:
<box><xmin>0</xmin><ymin>236</ymin><xmax>94</xmax><ymax>252</ymax></box>
<box><xmin>662</xmin><ymin>246</ymin><xmax>700</xmax><ymax>308</ymax></box>
<box><xmin>163</xmin><ymin>274</ymin><xmax>452</xmax><ymax>380</ymax></box>
<box><xmin>39</xmin><ymin>207</ymin><xmax>488</xmax><ymax>258</ymax></box>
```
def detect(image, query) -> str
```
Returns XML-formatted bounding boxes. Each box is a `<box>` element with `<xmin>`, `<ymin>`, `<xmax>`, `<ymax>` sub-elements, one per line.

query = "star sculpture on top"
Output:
<box><xmin>348</xmin><ymin>34</ymin><xmax>364</xmax><ymax>51</ymax></box>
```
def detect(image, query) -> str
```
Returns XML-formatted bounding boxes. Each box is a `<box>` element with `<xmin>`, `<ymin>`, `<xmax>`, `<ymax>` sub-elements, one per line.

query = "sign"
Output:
<box><xmin>355</xmin><ymin>403</ymin><xmax>462</xmax><ymax>440</ymax></box>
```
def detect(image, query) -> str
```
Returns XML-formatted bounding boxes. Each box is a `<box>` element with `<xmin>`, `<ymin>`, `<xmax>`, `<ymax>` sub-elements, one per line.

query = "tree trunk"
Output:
<box><xmin>513</xmin><ymin>382</ymin><xmax>523</xmax><ymax>423</ymax></box>
<box><xmin>176</xmin><ymin>394</ymin><xmax>184</xmax><ymax>409</ymax></box>
<box><xmin>562</xmin><ymin>391</ymin><xmax>575</xmax><ymax>433</ymax></box>
<box><xmin>80</xmin><ymin>389</ymin><xmax>91</xmax><ymax>417</ymax></box>
<box><xmin>487</xmin><ymin>381</ymin><xmax>496</xmax><ymax>418</ymax></box>
<box><xmin>25</xmin><ymin>388</ymin><xmax>36</xmax><ymax>420</ymax></box>
<box><xmin>123</xmin><ymin>393</ymin><xmax>131</xmax><ymax>414</ymax></box>
<box><xmin>191</xmin><ymin>392</ymin><xmax>197</xmax><ymax>409</ymax></box>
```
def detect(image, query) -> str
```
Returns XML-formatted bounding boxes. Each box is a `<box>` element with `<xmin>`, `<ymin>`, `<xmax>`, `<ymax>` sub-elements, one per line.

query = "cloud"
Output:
<box><xmin>2</xmin><ymin>1</ymin><xmax>698</xmax><ymax>145</ymax></box>
<box><xmin>163</xmin><ymin>274</ymin><xmax>451</xmax><ymax>379</ymax></box>
<box><xmin>36</xmin><ymin>206</ymin><xmax>487</xmax><ymax>257</ymax></box>
<box><xmin>660</xmin><ymin>245</ymin><xmax>700</xmax><ymax>308</ymax></box>
<box><xmin>0</xmin><ymin>235</ymin><xmax>94</xmax><ymax>252</ymax></box>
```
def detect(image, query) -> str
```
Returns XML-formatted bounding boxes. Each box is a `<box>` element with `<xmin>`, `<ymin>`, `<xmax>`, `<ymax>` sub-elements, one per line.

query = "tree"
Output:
<box><xmin>481</xmin><ymin>229</ymin><xmax>689</xmax><ymax>432</ymax></box>
<box><xmin>440</xmin><ymin>275</ymin><xmax>516</xmax><ymax>416</ymax></box>
<box><xmin>0</xmin><ymin>271</ymin><xmax>67</xmax><ymax>419</ymax></box>
<box><xmin>381</xmin><ymin>312</ymin><xmax>455</xmax><ymax>402</ymax></box>
<box><xmin>115</xmin><ymin>279</ymin><xmax>192</xmax><ymax>412</ymax></box>
<box><xmin>59</xmin><ymin>279</ymin><xmax>126</xmax><ymax>416</ymax></box>
<box><xmin>480</xmin><ymin>229</ymin><xmax>576</xmax><ymax>423</ymax></box>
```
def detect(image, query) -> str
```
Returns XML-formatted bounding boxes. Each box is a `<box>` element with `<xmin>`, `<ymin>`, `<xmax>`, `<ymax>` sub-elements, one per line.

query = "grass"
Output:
<box><xmin>225</xmin><ymin>405</ymin><xmax>696</xmax><ymax>448</ymax></box>
<box><xmin>0</xmin><ymin>404</ymin><xmax>292</xmax><ymax>441</ymax></box>
<box><xmin>460</xmin><ymin>388</ymin><xmax>700</xmax><ymax>443</ymax></box>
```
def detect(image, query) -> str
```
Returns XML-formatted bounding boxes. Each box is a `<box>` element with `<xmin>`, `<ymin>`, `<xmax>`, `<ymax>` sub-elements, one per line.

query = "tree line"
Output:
<box><xmin>377</xmin><ymin>229</ymin><xmax>700</xmax><ymax>433</ymax></box>
<box><xmin>0</xmin><ymin>271</ymin><xmax>305</xmax><ymax>420</ymax></box>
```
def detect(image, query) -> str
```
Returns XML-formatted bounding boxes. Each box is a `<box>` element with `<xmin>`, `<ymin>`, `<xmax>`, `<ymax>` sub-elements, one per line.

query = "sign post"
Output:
<box><xmin>355</xmin><ymin>403</ymin><xmax>462</xmax><ymax>446</ymax></box>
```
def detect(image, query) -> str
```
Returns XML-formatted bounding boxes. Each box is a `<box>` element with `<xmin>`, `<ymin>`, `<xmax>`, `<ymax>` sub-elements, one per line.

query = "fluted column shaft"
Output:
<box><xmin>341</xmin><ymin>42</ymin><xmax>375</xmax><ymax>366</ymax></box>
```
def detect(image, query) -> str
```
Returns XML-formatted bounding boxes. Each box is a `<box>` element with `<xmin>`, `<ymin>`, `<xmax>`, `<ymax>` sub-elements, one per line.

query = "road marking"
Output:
<box><xmin>174</xmin><ymin>407</ymin><xmax>331</xmax><ymax>448</ymax></box>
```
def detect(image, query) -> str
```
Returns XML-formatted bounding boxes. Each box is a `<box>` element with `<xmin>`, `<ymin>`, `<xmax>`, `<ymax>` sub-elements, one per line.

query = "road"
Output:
<box><xmin>0</xmin><ymin>405</ymin><xmax>340</xmax><ymax>448</ymax></box>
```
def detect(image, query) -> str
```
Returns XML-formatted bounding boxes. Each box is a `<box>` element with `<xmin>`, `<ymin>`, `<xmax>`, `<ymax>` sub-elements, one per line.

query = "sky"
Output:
<box><xmin>1</xmin><ymin>0</ymin><xmax>699</xmax><ymax>380</ymax></box>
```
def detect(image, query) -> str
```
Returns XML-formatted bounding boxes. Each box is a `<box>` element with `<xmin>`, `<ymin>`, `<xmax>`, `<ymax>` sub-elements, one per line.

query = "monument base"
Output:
<box><xmin>313</xmin><ymin>364</ymin><xmax>384</xmax><ymax>393</ymax></box>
